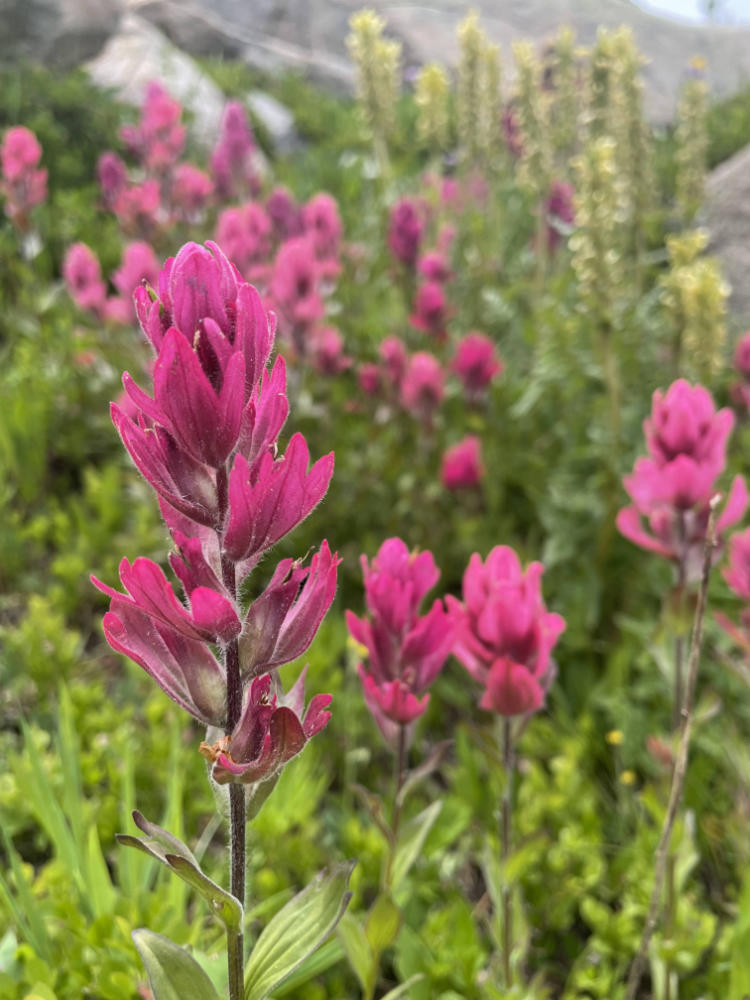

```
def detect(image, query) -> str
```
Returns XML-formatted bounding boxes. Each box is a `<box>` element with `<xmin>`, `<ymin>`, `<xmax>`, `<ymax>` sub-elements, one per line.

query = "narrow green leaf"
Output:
<box><xmin>271</xmin><ymin>938</ymin><xmax>345</xmax><ymax>996</ymax></box>
<box><xmin>117</xmin><ymin>814</ymin><xmax>242</xmax><ymax>931</ymax></box>
<box><xmin>244</xmin><ymin>862</ymin><xmax>354</xmax><ymax>1000</ymax></box>
<box><xmin>56</xmin><ymin>685</ymin><xmax>84</xmax><ymax>853</ymax></box>
<box><xmin>0</xmin><ymin>828</ymin><xmax>51</xmax><ymax>961</ymax></box>
<box><xmin>380</xmin><ymin>973</ymin><xmax>426</xmax><ymax>999</ymax></box>
<box><xmin>337</xmin><ymin>911</ymin><xmax>374</xmax><ymax>991</ymax></box>
<box><xmin>391</xmin><ymin>801</ymin><xmax>442</xmax><ymax>891</ymax></box>
<box><xmin>365</xmin><ymin>893</ymin><xmax>402</xmax><ymax>955</ymax></box>
<box><xmin>18</xmin><ymin>721</ymin><xmax>85</xmax><ymax>901</ymax></box>
<box><xmin>132</xmin><ymin>929</ymin><xmax>220</xmax><ymax>1000</ymax></box>
<box><xmin>84</xmin><ymin>824</ymin><xmax>116</xmax><ymax>917</ymax></box>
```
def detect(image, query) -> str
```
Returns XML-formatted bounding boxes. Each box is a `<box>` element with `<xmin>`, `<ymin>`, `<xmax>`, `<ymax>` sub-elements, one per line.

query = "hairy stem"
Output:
<box><xmin>624</xmin><ymin>497</ymin><xmax>719</xmax><ymax>1000</ymax></box>
<box><xmin>218</xmin><ymin>464</ymin><xmax>246</xmax><ymax>1000</ymax></box>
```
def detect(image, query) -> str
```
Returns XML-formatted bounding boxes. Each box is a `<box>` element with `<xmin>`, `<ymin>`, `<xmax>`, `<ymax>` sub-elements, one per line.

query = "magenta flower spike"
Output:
<box><xmin>410</xmin><ymin>281</ymin><xmax>450</xmax><ymax>339</ymax></box>
<box><xmin>449</xmin><ymin>546</ymin><xmax>565</xmax><ymax>717</ymax></box>
<box><xmin>1</xmin><ymin>125</ymin><xmax>47</xmax><ymax>227</ymax></box>
<box><xmin>716</xmin><ymin>528</ymin><xmax>750</xmax><ymax>651</ymax></box>
<box><xmin>400</xmin><ymin>351</ymin><xmax>445</xmax><ymax>422</ymax></box>
<box><xmin>211</xmin><ymin>100</ymin><xmax>259</xmax><ymax>201</ymax></box>
<box><xmin>617</xmin><ymin>379</ymin><xmax>747</xmax><ymax>577</ymax></box>
<box><xmin>452</xmin><ymin>332</ymin><xmax>504</xmax><ymax>398</ymax></box>
<box><xmin>441</xmin><ymin>436</ymin><xmax>483</xmax><ymax>491</ymax></box>
<box><xmin>347</xmin><ymin>538</ymin><xmax>453</xmax><ymax>743</ymax></box>
<box><xmin>98</xmin><ymin>239</ymin><xmax>340</xmax><ymax>1000</ymax></box>
<box><xmin>63</xmin><ymin>243</ymin><xmax>108</xmax><ymax>319</ymax></box>
<box><xmin>96</xmin><ymin>239</ymin><xmax>336</xmax><ymax>797</ymax></box>
<box><xmin>387</xmin><ymin>197</ymin><xmax>424</xmax><ymax>268</ymax></box>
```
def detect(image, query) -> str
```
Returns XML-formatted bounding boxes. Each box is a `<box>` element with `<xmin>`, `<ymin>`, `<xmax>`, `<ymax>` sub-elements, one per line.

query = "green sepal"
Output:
<box><xmin>132</xmin><ymin>929</ymin><xmax>220</xmax><ymax>1000</ymax></box>
<box><xmin>244</xmin><ymin>861</ymin><xmax>354</xmax><ymax>1000</ymax></box>
<box><xmin>117</xmin><ymin>811</ymin><xmax>242</xmax><ymax>931</ymax></box>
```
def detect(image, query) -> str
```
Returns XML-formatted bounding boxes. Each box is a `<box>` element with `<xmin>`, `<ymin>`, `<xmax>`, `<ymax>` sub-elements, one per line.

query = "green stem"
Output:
<box><xmin>501</xmin><ymin>718</ymin><xmax>515</xmax><ymax>990</ymax></box>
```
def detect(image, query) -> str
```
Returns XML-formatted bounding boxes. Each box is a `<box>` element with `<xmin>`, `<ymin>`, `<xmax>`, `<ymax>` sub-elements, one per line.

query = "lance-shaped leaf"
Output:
<box><xmin>390</xmin><ymin>801</ymin><xmax>442</xmax><ymax>891</ymax></box>
<box><xmin>117</xmin><ymin>811</ymin><xmax>242</xmax><ymax>931</ymax></box>
<box><xmin>244</xmin><ymin>862</ymin><xmax>354</xmax><ymax>1000</ymax></box>
<box><xmin>133</xmin><ymin>929</ymin><xmax>220</xmax><ymax>1000</ymax></box>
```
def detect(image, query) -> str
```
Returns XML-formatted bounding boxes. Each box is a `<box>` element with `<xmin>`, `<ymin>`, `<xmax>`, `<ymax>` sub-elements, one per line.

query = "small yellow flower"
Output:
<box><xmin>346</xmin><ymin>635</ymin><xmax>369</xmax><ymax>659</ymax></box>
<box><xmin>690</xmin><ymin>55</ymin><xmax>707</xmax><ymax>73</ymax></box>
<box><xmin>606</xmin><ymin>729</ymin><xmax>624</xmax><ymax>746</ymax></box>
<box><xmin>620</xmin><ymin>770</ymin><xmax>636</xmax><ymax>786</ymax></box>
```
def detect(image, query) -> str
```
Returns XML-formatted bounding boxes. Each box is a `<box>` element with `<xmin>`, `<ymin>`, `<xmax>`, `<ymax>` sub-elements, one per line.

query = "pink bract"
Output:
<box><xmin>450</xmin><ymin>546</ymin><xmax>565</xmax><ymax>717</ymax></box>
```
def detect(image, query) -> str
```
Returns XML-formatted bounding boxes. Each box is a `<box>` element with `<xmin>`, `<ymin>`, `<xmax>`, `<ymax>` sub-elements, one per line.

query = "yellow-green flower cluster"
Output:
<box><xmin>513</xmin><ymin>40</ymin><xmax>550</xmax><ymax>198</ymax></box>
<box><xmin>457</xmin><ymin>10</ymin><xmax>502</xmax><ymax>165</ymax></box>
<box><xmin>347</xmin><ymin>10</ymin><xmax>402</xmax><ymax>151</ymax></box>
<box><xmin>415</xmin><ymin>62</ymin><xmax>450</xmax><ymax>154</ymax></box>
<box><xmin>660</xmin><ymin>230</ymin><xmax>728</xmax><ymax>376</ymax></box>
<box><xmin>610</xmin><ymin>28</ymin><xmax>653</xmax><ymax>258</ymax></box>
<box><xmin>675</xmin><ymin>64</ymin><xmax>708</xmax><ymax>224</ymax></box>
<box><xmin>550</xmin><ymin>26</ymin><xmax>581</xmax><ymax>163</ymax></box>
<box><xmin>586</xmin><ymin>28</ymin><xmax>618</xmax><ymax>140</ymax></box>
<box><xmin>569</xmin><ymin>137</ymin><xmax>626</xmax><ymax>329</ymax></box>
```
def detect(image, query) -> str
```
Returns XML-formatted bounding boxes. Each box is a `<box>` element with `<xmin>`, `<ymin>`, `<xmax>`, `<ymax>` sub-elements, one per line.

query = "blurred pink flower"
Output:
<box><xmin>400</xmin><ymin>351</ymin><xmax>445</xmax><ymax>421</ymax></box>
<box><xmin>452</xmin><ymin>332</ymin><xmax>503</xmax><ymax>397</ymax></box>
<box><xmin>1</xmin><ymin>126</ymin><xmax>47</xmax><ymax>225</ymax></box>
<box><xmin>358</xmin><ymin>362</ymin><xmax>382</xmax><ymax>395</ymax></box>
<box><xmin>302</xmin><ymin>192</ymin><xmax>342</xmax><ymax>278</ymax></box>
<box><xmin>97</xmin><ymin>151</ymin><xmax>128</xmax><ymax>207</ymax></box>
<box><xmin>410</xmin><ymin>280</ymin><xmax>450</xmax><ymax>339</ymax></box>
<box><xmin>379</xmin><ymin>335</ymin><xmax>408</xmax><ymax>387</ymax></box>
<box><xmin>63</xmin><ymin>243</ymin><xmax>107</xmax><ymax>318</ymax></box>
<box><xmin>387</xmin><ymin>197</ymin><xmax>424</xmax><ymax>267</ymax></box>
<box><xmin>171</xmin><ymin>164</ymin><xmax>213</xmax><ymax>222</ymax></box>
<box><xmin>441</xmin><ymin>436</ymin><xmax>483</xmax><ymax>490</ymax></box>
<box><xmin>211</xmin><ymin>100</ymin><xmax>259</xmax><ymax>200</ymax></box>
<box><xmin>312</xmin><ymin>326</ymin><xmax>351</xmax><ymax>375</ymax></box>
<box><xmin>545</xmin><ymin>180</ymin><xmax>575</xmax><ymax>252</ymax></box>
<box><xmin>215</xmin><ymin>202</ymin><xmax>272</xmax><ymax>283</ymax></box>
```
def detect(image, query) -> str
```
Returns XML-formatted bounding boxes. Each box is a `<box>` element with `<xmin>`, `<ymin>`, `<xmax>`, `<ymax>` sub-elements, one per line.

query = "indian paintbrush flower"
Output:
<box><xmin>346</xmin><ymin>538</ymin><xmax>453</xmax><ymax>742</ymax></box>
<box><xmin>441</xmin><ymin>436</ymin><xmax>483</xmax><ymax>491</ymax></box>
<box><xmin>449</xmin><ymin>546</ymin><xmax>565</xmax><ymax>717</ymax></box>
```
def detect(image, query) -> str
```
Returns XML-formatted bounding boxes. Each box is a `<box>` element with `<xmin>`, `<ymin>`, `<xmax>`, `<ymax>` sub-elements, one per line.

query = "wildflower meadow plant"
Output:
<box><xmin>449</xmin><ymin>546</ymin><xmax>565</xmax><ymax>988</ymax></box>
<box><xmin>93</xmin><ymin>240</ymin><xmax>351</xmax><ymax>1000</ymax></box>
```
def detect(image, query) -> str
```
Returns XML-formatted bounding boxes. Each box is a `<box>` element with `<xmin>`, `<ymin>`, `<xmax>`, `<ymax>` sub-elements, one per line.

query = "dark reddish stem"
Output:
<box><xmin>217</xmin><ymin>464</ymin><xmax>245</xmax><ymax>1000</ymax></box>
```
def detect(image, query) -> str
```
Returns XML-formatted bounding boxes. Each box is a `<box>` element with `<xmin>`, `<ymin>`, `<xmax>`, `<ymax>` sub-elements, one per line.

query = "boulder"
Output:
<box><xmin>247</xmin><ymin>91</ymin><xmax>299</xmax><ymax>155</ymax></box>
<box><xmin>126</xmin><ymin>0</ymin><xmax>244</xmax><ymax>59</ymax></box>
<box><xmin>705</xmin><ymin>144</ymin><xmax>750</xmax><ymax>321</ymax></box>
<box><xmin>0</xmin><ymin>0</ymin><xmax>123</xmax><ymax>69</ymax></box>
<box><xmin>85</xmin><ymin>13</ymin><xmax>227</xmax><ymax>147</ymax></box>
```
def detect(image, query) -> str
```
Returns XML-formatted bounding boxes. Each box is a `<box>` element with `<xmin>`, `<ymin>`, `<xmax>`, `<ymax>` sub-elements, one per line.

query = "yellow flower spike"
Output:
<box><xmin>606</xmin><ymin>729</ymin><xmax>624</xmax><ymax>746</ymax></box>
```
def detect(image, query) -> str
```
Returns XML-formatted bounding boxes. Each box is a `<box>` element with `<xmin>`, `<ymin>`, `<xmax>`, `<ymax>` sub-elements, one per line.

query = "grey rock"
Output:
<box><xmin>0</xmin><ymin>0</ymin><xmax>123</xmax><ymax>68</ymax></box>
<box><xmin>706</xmin><ymin>144</ymin><xmax>750</xmax><ymax>321</ymax></box>
<box><xmin>128</xmin><ymin>0</ymin><xmax>244</xmax><ymax>59</ymax></box>
<box><xmin>85</xmin><ymin>13</ymin><xmax>227</xmax><ymax>147</ymax></box>
<box><xmin>247</xmin><ymin>90</ymin><xmax>299</xmax><ymax>154</ymax></box>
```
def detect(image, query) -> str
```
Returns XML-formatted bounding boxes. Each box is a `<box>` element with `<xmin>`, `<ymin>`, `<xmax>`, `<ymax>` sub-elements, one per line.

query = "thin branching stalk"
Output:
<box><xmin>501</xmin><ymin>717</ymin><xmax>515</xmax><ymax>990</ymax></box>
<box><xmin>624</xmin><ymin>496</ymin><xmax>719</xmax><ymax>1000</ymax></box>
